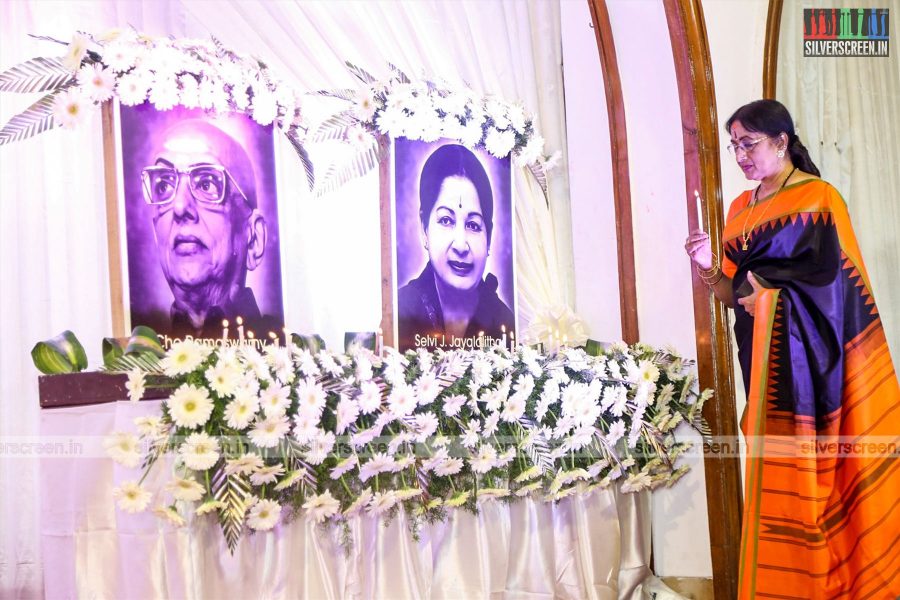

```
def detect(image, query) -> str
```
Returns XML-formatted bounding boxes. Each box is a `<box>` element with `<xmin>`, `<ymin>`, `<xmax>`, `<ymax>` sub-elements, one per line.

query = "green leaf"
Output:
<box><xmin>583</xmin><ymin>339</ymin><xmax>608</xmax><ymax>357</ymax></box>
<box><xmin>0</xmin><ymin>57</ymin><xmax>73</xmax><ymax>93</ymax></box>
<box><xmin>291</xmin><ymin>333</ymin><xmax>325</xmax><ymax>353</ymax></box>
<box><xmin>31</xmin><ymin>330</ymin><xmax>88</xmax><ymax>374</ymax></box>
<box><xmin>0</xmin><ymin>90</ymin><xmax>63</xmax><ymax>146</ymax></box>
<box><xmin>102</xmin><ymin>337</ymin><xmax>125</xmax><ymax>367</ymax></box>
<box><xmin>125</xmin><ymin>326</ymin><xmax>165</xmax><ymax>357</ymax></box>
<box><xmin>211</xmin><ymin>468</ymin><xmax>251</xmax><ymax>554</ymax></box>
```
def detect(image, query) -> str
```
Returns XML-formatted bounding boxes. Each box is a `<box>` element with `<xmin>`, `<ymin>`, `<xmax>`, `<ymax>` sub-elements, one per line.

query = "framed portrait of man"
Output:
<box><xmin>108</xmin><ymin>102</ymin><xmax>285</xmax><ymax>345</ymax></box>
<box><xmin>392</xmin><ymin>137</ymin><xmax>516</xmax><ymax>352</ymax></box>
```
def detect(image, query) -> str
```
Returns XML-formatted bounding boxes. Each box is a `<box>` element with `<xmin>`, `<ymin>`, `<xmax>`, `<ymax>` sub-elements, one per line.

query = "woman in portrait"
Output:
<box><xmin>398</xmin><ymin>143</ymin><xmax>514</xmax><ymax>351</ymax></box>
<box><xmin>684</xmin><ymin>99</ymin><xmax>899</xmax><ymax>599</ymax></box>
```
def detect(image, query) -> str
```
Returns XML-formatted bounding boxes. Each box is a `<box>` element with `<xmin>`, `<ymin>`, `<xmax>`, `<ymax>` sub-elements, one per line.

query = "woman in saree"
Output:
<box><xmin>684</xmin><ymin>99</ymin><xmax>899</xmax><ymax>599</ymax></box>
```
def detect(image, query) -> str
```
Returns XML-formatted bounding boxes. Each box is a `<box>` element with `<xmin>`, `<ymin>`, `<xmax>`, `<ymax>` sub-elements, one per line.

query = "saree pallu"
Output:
<box><xmin>721</xmin><ymin>179</ymin><xmax>900</xmax><ymax>599</ymax></box>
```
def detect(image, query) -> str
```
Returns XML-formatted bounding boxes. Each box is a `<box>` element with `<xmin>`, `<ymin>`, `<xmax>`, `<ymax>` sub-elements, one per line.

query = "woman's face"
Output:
<box><xmin>729</xmin><ymin>120</ymin><xmax>785</xmax><ymax>181</ymax></box>
<box><xmin>425</xmin><ymin>175</ymin><xmax>489</xmax><ymax>292</ymax></box>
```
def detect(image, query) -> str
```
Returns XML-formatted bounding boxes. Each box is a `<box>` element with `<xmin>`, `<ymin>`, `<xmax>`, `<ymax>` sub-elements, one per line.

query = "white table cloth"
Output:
<box><xmin>40</xmin><ymin>400</ymin><xmax>652</xmax><ymax>599</ymax></box>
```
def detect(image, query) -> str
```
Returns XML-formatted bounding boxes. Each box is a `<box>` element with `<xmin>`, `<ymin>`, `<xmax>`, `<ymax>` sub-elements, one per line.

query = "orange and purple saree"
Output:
<box><xmin>722</xmin><ymin>179</ymin><xmax>900</xmax><ymax>599</ymax></box>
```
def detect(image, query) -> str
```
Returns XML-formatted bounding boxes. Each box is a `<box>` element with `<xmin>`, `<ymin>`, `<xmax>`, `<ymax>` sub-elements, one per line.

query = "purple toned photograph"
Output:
<box><xmin>119</xmin><ymin>102</ymin><xmax>284</xmax><ymax>343</ymax></box>
<box><xmin>395</xmin><ymin>138</ymin><xmax>515</xmax><ymax>352</ymax></box>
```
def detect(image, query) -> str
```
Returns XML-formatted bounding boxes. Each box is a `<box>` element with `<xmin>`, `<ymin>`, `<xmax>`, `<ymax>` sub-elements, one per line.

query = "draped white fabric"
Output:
<box><xmin>777</xmin><ymin>0</ymin><xmax>900</xmax><ymax>364</ymax></box>
<box><xmin>39</xmin><ymin>400</ymin><xmax>651</xmax><ymax>599</ymax></box>
<box><xmin>0</xmin><ymin>2</ymin><xmax>577</xmax><ymax>596</ymax></box>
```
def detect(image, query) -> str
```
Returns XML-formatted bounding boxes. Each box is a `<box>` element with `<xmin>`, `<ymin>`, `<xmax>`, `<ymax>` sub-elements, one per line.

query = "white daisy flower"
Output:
<box><xmin>161</xmin><ymin>340</ymin><xmax>206</xmax><ymax>376</ymax></box>
<box><xmin>178</xmin><ymin>432</ymin><xmax>220</xmax><ymax>471</ymax></box>
<box><xmin>302</xmin><ymin>490</ymin><xmax>341</xmax><ymax>523</ymax></box>
<box><xmin>165</xmin><ymin>476</ymin><xmax>205</xmax><ymax>502</ymax></box>
<box><xmin>195</xmin><ymin>499</ymin><xmax>225</xmax><ymax>516</ymax></box>
<box><xmin>205</xmin><ymin>362</ymin><xmax>240</xmax><ymax>398</ymax></box>
<box><xmin>224</xmin><ymin>453</ymin><xmax>264</xmax><ymax>476</ymax></box>
<box><xmin>100</xmin><ymin>40</ymin><xmax>137</xmax><ymax>72</ymax></box>
<box><xmin>61</xmin><ymin>32</ymin><xmax>90</xmax><ymax>72</ymax></box>
<box><xmin>367</xmin><ymin>491</ymin><xmax>398</xmax><ymax>516</ymax></box>
<box><xmin>295</xmin><ymin>377</ymin><xmax>326</xmax><ymax>418</ymax></box>
<box><xmin>76</xmin><ymin>63</ymin><xmax>115</xmax><ymax>102</ymax></box>
<box><xmin>443</xmin><ymin>394</ymin><xmax>466</xmax><ymax>417</ymax></box>
<box><xmin>247</xmin><ymin>499</ymin><xmax>281</xmax><ymax>531</ymax></box>
<box><xmin>249</xmin><ymin>415</ymin><xmax>290</xmax><ymax>448</ymax></box>
<box><xmin>104</xmin><ymin>431</ymin><xmax>141</xmax><ymax>468</ymax></box>
<box><xmin>434</xmin><ymin>457</ymin><xmax>464</xmax><ymax>477</ymax></box>
<box><xmin>356</xmin><ymin>381</ymin><xmax>382</xmax><ymax>414</ymax></box>
<box><xmin>358</xmin><ymin>452</ymin><xmax>397</xmax><ymax>482</ymax></box>
<box><xmin>329</xmin><ymin>455</ymin><xmax>359</xmax><ymax>480</ymax></box>
<box><xmin>224</xmin><ymin>394</ymin><xmax>259</xmax><ymax>431</ymax></box>
<box><xmin>387</xmin><ymin>383</ymin><xmax>417</xmax><ymax>419</ymax></box>
<box><xmin>153</xmin><ymin>504</ymin><xmax>186</xmax><ymax>526</ymax></box>
<box><xmin>445</xmin><ymin>490</ymin><xmax>471</xmax><ymax>507</ymax></box>
<box><xmin>52</xmin><ymin>88</ymin><xmax>90</xmax><ymax>130</ymax></box>
<box><xmin>167</xmin><ymin>383</ymin><xmax>214</xmax><ymax>429</ymax></box>
<box><xmin>343</xmin><ymin>488</ymin><xmax>373</xmax><ymax>518</ymax></box>
<box><xmin>126</xmin><ymin>368</ymin><xmax>145</xmax><ymax>403</ymax></box>
<box><xmin>303</xmin><ymin>430</ymin><xmax>335</xmax><ymax>465</ymax></box>
<box><xmin>469</xmin><ymin>445</ymin><xmax>498</xmax><ymax>474</ymax></box>
<box><xmin>273</xmin><ymin>470</ymin><xmax>304</xmax><ymax>491</ymax></box>
<box><xmin>259</xmin><ymin>382</ymin><xmax>291</xmax><ymax>417</ymax></box>
<box><xmin>112</xmin><ymin>480</ymin><xmax>151</xmax><ymax>513</ymax></box>
<box><xmin>249</xmin><ymin>464</ymin><xmax>285</xmax><ymax>486</ymax></box>
<box><xmin>334</xmin><ymin>395</ymin><xmax>359</xmax><ymax>434</ymax></box>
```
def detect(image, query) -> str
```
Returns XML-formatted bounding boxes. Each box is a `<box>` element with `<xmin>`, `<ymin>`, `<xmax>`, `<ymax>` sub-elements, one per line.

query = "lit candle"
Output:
<box><xmin>284</xmin><ymin>327</ymin><xmax>293</xmax><ymax>354</ymax></box>
<box><xmin>247</xmin><ymin>330</ymin><xmax>255</xmax><ymax>347</ymax></box>
<box><xmin>222</xmin><ymin>319</ymin><xmax>229</xmax><ymax>344</ymax></box>
<box><xmin>268</xmin><ymin>331</ymin><xmax>279</xmax><ymax>346</ymax></box>
<box><xmin>509</xmin><ymin>329</ymin><xmax>516</xmax><ymax>351</ymax></box>
<box><xmin>479</xmin><ymin>331</ymin><xmax>485</xmax><ymax>350</ymax></box>
<box><xmin>555</xmin><ymin>330</ymin><xmax>561</xmax><ymax>353</ymax></box>
<box><xmin>236</xmin><ymin>316</ymin><xmax>245</xmax><ymax>342</ymax></box>
<box><xmin>501</xmin><ymin>324</ymin><xmax>507</xmax><ymax>349</ymax></box>
<box><xmin>694</xmin><ymin>189</ymin><xmax>704</xmax><ymax>232</ymax></box>
<box><xmin>562</xmin><ymin>334</ymin><xmax>568</xmax><ymax>349</ymax></box>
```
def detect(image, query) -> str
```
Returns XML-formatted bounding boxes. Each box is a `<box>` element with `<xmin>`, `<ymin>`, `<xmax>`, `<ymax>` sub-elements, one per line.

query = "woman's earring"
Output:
<box><xmin>777</xmin><ymin>149</ymin><xmax>785</xmax><ymax>158</ymax></box>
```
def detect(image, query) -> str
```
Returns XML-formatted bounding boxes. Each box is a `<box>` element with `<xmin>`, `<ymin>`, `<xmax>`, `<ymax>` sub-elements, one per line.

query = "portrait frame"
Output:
<box><xmin>390</xmin><ymin>137</ymin><xmax>517</xmax><ymax>352</ymax></box>
<box><xmin>102</xmin><ymin>101</ymin><xmax>286</xmax><ymax>345</ymax></box>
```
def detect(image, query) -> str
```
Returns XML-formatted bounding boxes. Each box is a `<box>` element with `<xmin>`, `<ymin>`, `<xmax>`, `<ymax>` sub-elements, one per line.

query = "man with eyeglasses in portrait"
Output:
<box><xmin>141</xmin><ymin>120</ymin><xmax>277</xmax><ymax>340</ymax></box>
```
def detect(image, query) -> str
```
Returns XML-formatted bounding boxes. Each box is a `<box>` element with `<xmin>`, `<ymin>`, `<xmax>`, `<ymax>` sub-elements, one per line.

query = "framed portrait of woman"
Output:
<box><xmin>392</xmin><ymin>138</ymin><xmax>516</xmax><ymax>352</ymax></box>
<box><xmin>106</xmin><ymin>101</ymin><xmax>285</xmax><ymax>346</ymax></box>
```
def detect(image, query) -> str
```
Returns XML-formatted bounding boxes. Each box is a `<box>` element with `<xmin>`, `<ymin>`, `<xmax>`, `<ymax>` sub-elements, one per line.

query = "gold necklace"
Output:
<box><xmin>741</xmin><ymin>167</ymin><xmax>796</xmax><ymax>250</ymax></box>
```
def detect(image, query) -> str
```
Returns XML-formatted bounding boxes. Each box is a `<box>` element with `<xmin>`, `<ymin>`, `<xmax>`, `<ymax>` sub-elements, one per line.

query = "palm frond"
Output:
<box><xmin>0</xmin><ymin>57</ymin><xmax>73</xmax><ymax>93</ymax></box>
<box><xmin>387</xmin><ymin>63</ymin><xmax>410</xmax><ymax>84</ymax></box>
<box><xmin>518</xmin><ymin>417</ymin><xmax>554</xmax><ymax>474</ymax></box>
<box><xmin>100</xmin><ymin>352</ymin><xmax>163</xmax><ymax>374</ymax></box>
<box><xmin>526</xmin><ymin>161</ymin><xmax>550</xmax><ymax>206</ymax></box>
<box><xmin>315</xmin><ymin>88</ymin><xmax>357</xmax><ymax>101</ymax></box>
<box><xmin>284</xmin><ymin>129</ymin><xmax>315</xmax><ymax>191</ymax></box>
<box><xmin>309</xmin><ymin>111</ymin><xmax>356</xmax><ymax>143</ymax></box>
<box><xmin>313</xmin><ymin>137</ymin><xmax>383</xmax><ymax>198</ymax></box>
<box><xmin>345</xmin><ymin>61</ymin><xmax>376</xmax><ymax>84</ymax></box>
<box><xmin>211</xmin><ymin>468</ymin><xmax>251</xmax><ymax>553</ymax></box>
<box><xmin>0</xmin><ymin>91</ymin><xmax>60</xmax><ymax>146</ymax></box>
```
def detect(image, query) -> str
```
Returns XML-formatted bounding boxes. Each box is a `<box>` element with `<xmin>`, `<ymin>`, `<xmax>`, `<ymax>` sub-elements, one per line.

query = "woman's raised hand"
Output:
<box><xmin>684</xmin><ymin>231</ymin><xmax>714</xmax><ymax>271</ymax></box>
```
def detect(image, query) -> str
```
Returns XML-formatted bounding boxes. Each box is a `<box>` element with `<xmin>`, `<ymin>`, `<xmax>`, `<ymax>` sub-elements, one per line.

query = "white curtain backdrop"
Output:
<box><xmin>0</xmin><ymin>2</ymin><xmax>574</xmax><ymax>597</ymax></box>
<box><xmin>777</xmin><ymin>0</ymin><xmax>900</xmax><ymax>365</ymax></box>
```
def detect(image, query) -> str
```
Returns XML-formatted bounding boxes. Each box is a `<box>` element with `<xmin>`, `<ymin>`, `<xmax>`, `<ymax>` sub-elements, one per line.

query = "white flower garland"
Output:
<box><xmin>51</xmin><ymin>30</ymin><xmax>305</xmax><ymax>131</ymax></box>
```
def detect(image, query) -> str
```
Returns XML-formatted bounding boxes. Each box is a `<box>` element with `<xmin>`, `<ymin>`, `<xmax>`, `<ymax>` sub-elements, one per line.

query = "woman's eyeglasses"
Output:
<box><xmin>141</xmin><ymin>164</ymin><xmax>249</xmax><ymax>207</ymax></box>
<box><xmin>726</xmin><ymin>136</ymin><xmax>770</xmax><ymax>156</ymax></box>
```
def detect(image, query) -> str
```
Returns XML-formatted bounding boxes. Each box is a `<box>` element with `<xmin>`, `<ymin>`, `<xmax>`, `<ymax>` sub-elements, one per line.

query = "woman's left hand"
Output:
<box><xmin>736</xmin><ymin>272</ymin><xmax>764</xmax><ymax>317</ymax></box>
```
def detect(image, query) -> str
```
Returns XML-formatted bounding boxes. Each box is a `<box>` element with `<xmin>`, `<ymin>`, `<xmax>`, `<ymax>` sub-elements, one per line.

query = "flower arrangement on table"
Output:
<box><xmin>105</xmin><ymin>338</ymin><xmax>711</xmax><ymax>551</ymax></box>
<box><xmin>0</xmin><ymin>29</ymin><xmax>314</xmax><ymax>187</ymax></box>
